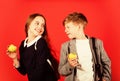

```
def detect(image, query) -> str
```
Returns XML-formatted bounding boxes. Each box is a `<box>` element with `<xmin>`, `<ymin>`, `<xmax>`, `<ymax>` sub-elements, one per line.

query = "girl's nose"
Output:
<box><xmin>37</xmin><ymin>25</ymin><xmax>42</xmax><ymax>29</ymax></box>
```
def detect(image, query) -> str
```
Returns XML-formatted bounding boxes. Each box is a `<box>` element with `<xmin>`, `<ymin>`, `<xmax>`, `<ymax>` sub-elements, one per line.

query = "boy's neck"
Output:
<box><xmin>76</xmin><ymin>34</ymin><xmax>87</xmax><ymax>40</ymax></box>
<box><xmin>76</xmin><ymin>30</ymin><xmax>87</xmax><ymax>40</ymax></box>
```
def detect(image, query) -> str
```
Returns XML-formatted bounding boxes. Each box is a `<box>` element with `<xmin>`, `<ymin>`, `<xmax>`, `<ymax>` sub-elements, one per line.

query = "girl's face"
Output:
<box><xmin>64</xmin><ymin>22</ymin><xmax>79</xmax><ymax>39</ymax></box>
<box><xmin>28</xmin><ymin>16</ymin><xmax>45</xmax><ymax>37</ymax></box>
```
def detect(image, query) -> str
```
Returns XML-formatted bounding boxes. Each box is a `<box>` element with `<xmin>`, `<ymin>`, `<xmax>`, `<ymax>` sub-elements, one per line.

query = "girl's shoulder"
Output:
<box><xmin>36</xmin><ymin>37</ymin><xmax>49</xmax><ymax>49</ymax></box>
<box><xmin>37</xmin><ymin>37</ymin><xmax>47</xmax><ymax>45</ymax></box>
<box><xmin>19</xmin><ymin>40</ymin><xmax>25</xmax><ymax>48</ymax></box>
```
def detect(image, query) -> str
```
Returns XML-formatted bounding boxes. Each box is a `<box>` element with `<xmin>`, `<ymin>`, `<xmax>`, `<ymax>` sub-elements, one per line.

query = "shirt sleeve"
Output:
<box><xmin>97</xmin><ymin>39</ymin><xmax>111</xmax><ymax>81</ymax></box>
<box><xmin>58</xmin><ymin>42</ymin><xmax>75</xmax><ymax>76</ymax></box>
<box><xmin>16</xmin><ymin>40</ymin><xmax>27</xmax><ymax>75</ymax></box>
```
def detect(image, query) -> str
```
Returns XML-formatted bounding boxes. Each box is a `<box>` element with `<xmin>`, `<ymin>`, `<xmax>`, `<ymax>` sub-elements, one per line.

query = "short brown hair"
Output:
<box><xmin>63</xmin><ymin>12</ymin><xmax>88</xmax><ymax>26</ymax></box>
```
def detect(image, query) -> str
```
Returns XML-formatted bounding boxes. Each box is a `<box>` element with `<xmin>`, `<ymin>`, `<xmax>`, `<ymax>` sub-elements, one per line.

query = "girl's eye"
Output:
<box><xmin>36</xmin><ymin>22</ymin><xmax>39</xmax><ymax>25</ymax></box>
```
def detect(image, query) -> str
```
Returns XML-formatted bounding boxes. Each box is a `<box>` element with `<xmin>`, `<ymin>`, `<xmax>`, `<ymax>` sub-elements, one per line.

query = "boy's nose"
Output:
<box><xmin>65</xmin><ymin>28</ymin><xmax>68</xmax><ymax>33</ymax></box>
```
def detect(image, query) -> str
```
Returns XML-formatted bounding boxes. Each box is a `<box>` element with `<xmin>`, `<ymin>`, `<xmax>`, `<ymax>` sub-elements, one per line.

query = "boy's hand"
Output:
<box><xmin>68</xmin><ymin>58</ymin><xmax>78</xmax><ymax>67</ymax></box>
<box><xmin>68</xmin><ymin>53</ymin><xmax>78</xmax><ymax>67</ymax></box>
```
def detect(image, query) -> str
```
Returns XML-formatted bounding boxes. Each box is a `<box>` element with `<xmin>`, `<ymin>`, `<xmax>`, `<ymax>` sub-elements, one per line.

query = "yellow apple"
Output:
<box><xmin>8</xmin><ymin>44</ymin><xmax>17</xmax><ymax>52</ymax></box>
<box><xmin>68</xmin><ymin>53</ymin><xmax>77</xmax><ymax>59</ymax></box>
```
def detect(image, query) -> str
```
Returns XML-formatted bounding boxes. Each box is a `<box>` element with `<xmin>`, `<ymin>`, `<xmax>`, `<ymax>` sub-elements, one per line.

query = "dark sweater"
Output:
<box><xmin>17</xmin><ymin>37</ymin><xmax>57</xmax><ymax>81</ymax></box>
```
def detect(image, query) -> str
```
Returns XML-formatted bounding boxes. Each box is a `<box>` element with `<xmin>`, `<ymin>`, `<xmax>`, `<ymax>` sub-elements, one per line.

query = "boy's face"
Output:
<box><xmin>64</xmin><ymin>22</ymin><xmax>79</xmax><ymax>39</ymax></box>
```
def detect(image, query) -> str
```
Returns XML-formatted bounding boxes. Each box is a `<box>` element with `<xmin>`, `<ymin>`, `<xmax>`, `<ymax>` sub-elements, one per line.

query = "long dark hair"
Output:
<box><xmin>25</xmin><ymin>13</ymin><xmax>47</xmax><ymax>40</ymax></box>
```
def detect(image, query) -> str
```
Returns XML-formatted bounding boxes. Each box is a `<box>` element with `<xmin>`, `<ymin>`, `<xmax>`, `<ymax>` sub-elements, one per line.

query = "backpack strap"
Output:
<box><xmin>91</xmin><ymin>37</ymin><xmax>102</xmax><ymax>81</ymax></box>
<box><xmin>91</xmin><ymin>37</ymin><xmax>99</xmax><ymax>64</ymax></box>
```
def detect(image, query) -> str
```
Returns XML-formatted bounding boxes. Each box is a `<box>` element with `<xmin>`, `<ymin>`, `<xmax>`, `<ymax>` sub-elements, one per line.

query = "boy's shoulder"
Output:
<box><xmin>61</xmin><ymin>40</ymin><xmax>70</xmax><ymax>46</ymax></box>
<box><xmin>90</xmin><ymin>36</ymin><xmax>103</xmax><ymax>44</ymax></box>
<box><xmin>61</xmin><ymin>39</ymin><xmax>75</xmax><ymax>46</ymax></box>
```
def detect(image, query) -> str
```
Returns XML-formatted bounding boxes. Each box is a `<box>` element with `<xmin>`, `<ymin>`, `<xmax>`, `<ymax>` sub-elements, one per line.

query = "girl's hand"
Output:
<box><xmin>7</xmin><ymin>44</ymin><xmax>17</xmax><ymax>60</ymax></box>
<box><xmin>7</xmin><ymin>51</ymin><xmax>17</xmax><ymax>60</ymax></box>
<box><xmin>6</xmin><ymin>44</ymin><xmax>20</xmax><ymax>68</ymax></box>
<box><xmin>7</xmin><ymin>51</ymin><xmax>20</xmax><ymax>68</ymax></box>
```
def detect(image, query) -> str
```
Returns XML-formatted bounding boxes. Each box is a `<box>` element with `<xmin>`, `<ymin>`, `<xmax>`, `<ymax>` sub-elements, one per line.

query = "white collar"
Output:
<box><xmin>24</xmin><ymin>35</ymin><xmax>42</xmax><ymax>47</ymax></box>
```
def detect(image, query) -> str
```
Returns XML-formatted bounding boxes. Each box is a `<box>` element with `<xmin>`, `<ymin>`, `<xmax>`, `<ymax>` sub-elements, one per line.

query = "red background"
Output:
<box><xmin>0</xmin><ymin>0</ymin><xmax>120</xmax><ymax>81</ymax></box>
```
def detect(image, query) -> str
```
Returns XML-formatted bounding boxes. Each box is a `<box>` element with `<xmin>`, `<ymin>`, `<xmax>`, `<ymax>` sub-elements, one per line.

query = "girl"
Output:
<box><xmin>7</xmin><ymin>13</ymin><xmax>59</xmax><ymax>81</ymax></box>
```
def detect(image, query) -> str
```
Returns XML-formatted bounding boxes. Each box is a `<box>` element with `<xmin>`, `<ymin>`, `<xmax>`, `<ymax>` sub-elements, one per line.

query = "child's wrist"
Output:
<box><xmin>13</xmin><ymin>57</ymin><xmax>18</xmax><ymax>61</ymax></box>
<box><xmin>13</xmin><ymin>58</ymin><xmax>20</xmax><ymax>68</ymax></box>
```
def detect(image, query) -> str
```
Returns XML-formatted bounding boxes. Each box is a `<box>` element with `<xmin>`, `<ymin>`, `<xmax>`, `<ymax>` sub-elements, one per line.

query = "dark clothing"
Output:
<box><xmin>17</xmin><ymin>37</ymin><xmax>57</xmax><ymax>81</ymax></box>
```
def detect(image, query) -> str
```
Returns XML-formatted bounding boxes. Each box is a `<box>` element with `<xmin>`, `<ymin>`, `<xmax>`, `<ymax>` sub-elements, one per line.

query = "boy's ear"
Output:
<box><xmin>78</xmin><ymin>23</ymin><xmax>84</xmax><ymax>29</ymax></box>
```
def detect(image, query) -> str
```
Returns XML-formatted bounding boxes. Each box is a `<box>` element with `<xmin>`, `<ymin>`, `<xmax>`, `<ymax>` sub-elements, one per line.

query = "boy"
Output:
<box><xmin>58</xmin><ymin>12</ymin><xmax>111</xmax><ymax>81</ymax></box>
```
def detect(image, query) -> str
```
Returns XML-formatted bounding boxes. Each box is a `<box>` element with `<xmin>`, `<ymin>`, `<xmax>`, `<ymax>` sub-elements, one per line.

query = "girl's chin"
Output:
<box><xmin>36</xmin><ymin>34</ymin><xmax>42</xmax><ymax>37</ymax></box>
<box><xmin>34</xmin><ymin>33</ymin><xmax>41</xmax><ymax>36</ymax></box>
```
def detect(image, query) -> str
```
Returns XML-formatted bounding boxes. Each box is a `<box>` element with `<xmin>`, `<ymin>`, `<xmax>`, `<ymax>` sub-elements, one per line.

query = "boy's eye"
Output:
<box><xmin>66</xmin><ymin>26</ymin><xmax>70</xmax><ymax>29</ymax></box>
